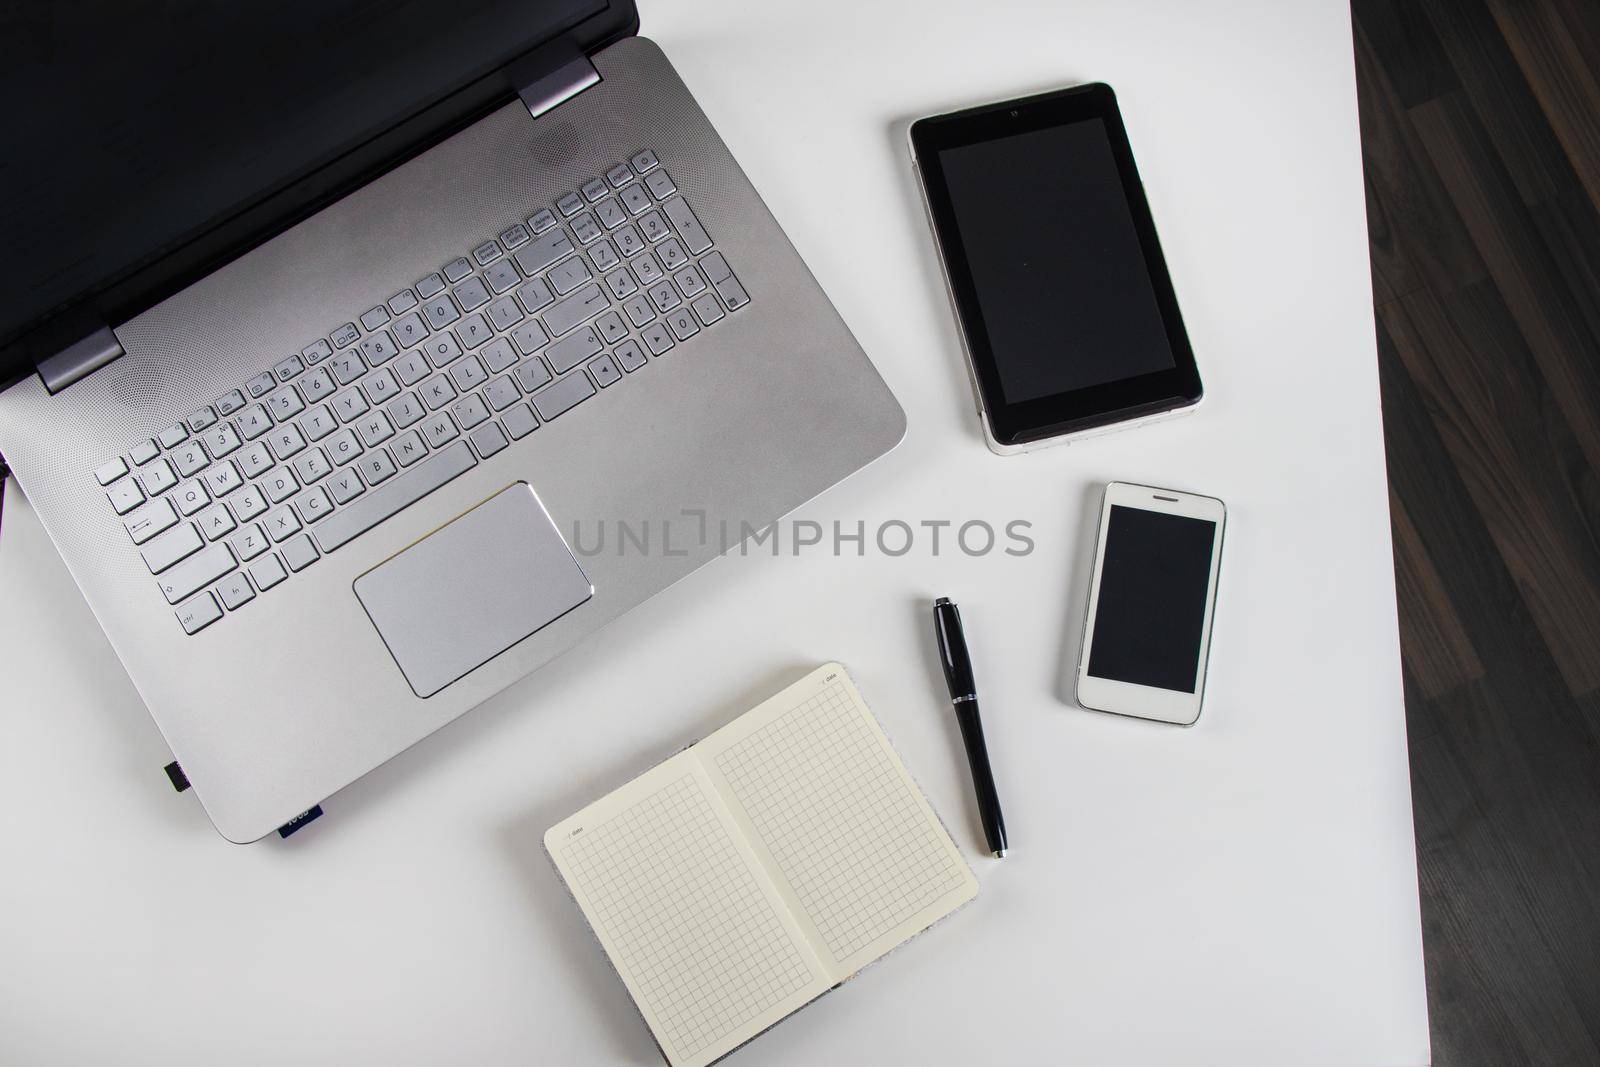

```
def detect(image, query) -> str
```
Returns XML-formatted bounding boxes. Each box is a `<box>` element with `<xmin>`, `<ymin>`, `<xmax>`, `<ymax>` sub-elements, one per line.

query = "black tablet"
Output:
<box><xmin>910</xmin><ymin>83</ymin><xmax>1202</xmax><ymax>451</ymax></box>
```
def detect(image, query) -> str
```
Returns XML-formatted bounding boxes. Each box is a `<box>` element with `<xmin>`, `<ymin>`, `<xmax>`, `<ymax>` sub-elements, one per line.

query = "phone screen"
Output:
<box><xmin>1087</xmin><ymin>505</ymin><xmax>1217</xmax><ymax>693</ymax></box>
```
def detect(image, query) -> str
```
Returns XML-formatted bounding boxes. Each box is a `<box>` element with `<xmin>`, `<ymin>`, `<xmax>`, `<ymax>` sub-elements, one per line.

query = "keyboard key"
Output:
<box><xmin>526</xmin><ymin>208</ymin><xmax>557</xmax><ymax>234</ymax></box>
<box><xmin>518</xmin><ymin>232</ymin><xmax>576</xmax><ymax>280</ymax></box>
<box><xmin>516</xmin><ymin>276</ymin><xmax>554</xmax><ymax>314</ymax></box>
<box><xmin>197</xmin><ymin>501</ymin><xmax>236</xmax><ymax>541</ymax></box>
<box><xmin>454</xmin><ymin>276</ymin><xmax>491</xmax><ymax>311</ymax></box>
<box><xmin>416</xmin><ymin>273</ymin><xmax>446</xmax><ymax>299</ymax></box>
<box><xmin>393</xmin><ymin>350</ymin><xmax>432</xmax><ymax>386</ymax></box>
<box><xmin>236</xmin><ymin>441</ymin><xmax>273</xmax><ymax>479</ymax></box>
<box><xmin>125</xmin><ymin>497</ymin><xmax>179</xmax><ymax>544</ymax></box>
<box><xmin>692</xmin><ymin>293</ymin><xmax>726</xmax><ymax>326</ymax></box>
<box><xmin>231</xmin><ymin>522</ymin><xmax>271</xmax><ymax>561</ymax></box>
<box><xmin>499</xmin><ymin>222</ymin><xmax>531</xmax><ymax>249</ymax></box>
<box><xmin>107</xmin><ymin>478</ymin><xmax>145</xmax><ymax>514</ymax></box>
<box><xmin>480</xmin><ymin>335</ymin><xmax>518</xmax><ymax>374</ymax></box>
<box><xmin>266</xmin><ymin>386</ymin><xmax>305</xmax><ymax>422</ymax></box>
<box><xmin>392</xmin><ymin>311</ymin><xmax>428</xmax><ymax>348</ymax></box>
<box><xmin>633</xmin><ymin>252</ymin><xmax>664</xmax><ymax>287</ymax></box>
<box><xmin>512</xmin><ymin>320</ymin><xmax>549</xmax><ymax>355</ymax></box>
<box><xmin>299</xmin><ymin>404</ymin><xmax>339</xmax><ymax>441</ymax></box>
<box><xmin>485</xmin><ymin>375</ymin><xmax>521</xmax><ymax>412</ymax></box>
<box><xmin>333</xmin><ymin>388</ymin><xmax>370</xmax><ymax>423</ymax></box>
<box><xmin>637</xmin><ymin>210</ymin><xmax>669</xmax><ymax>243</ymax></box>
<box><xmin>248</xmin><ymin>372</ymin><xmax>280</xmax><ymax>399</ymax></box>
<box><xmin>549</xmin><ymin>255</ymin><xmax>593</xmax><ymax>295</ymax></box>
<box><xmin>94</xmin><ymin>457</ymin><xmax>128</xmax><ymax>486</ymax></box>
<box><xmin>453</xmin><ymin>393</ymin><xmax>489</xmax><ymax>430</ymax></box>
<box><xmin>648</xmin><ymin>281</ymin><xmax>682</xmax><ymax>313</ymax></box>
<box><xmin>450</xmin><ymin>355</ymin><xmax>488</xmax><ymax>393</ymax></box>
<box><xmin>357</xmin><ymin>409</ymin><xmax>395</xmax><ymax>447</ymax></box>
<box><xmin>443</xmin><ymin>256</ymin><xmax>472</xmax><ymax>283</ymax></box>
<box><xmin>202</xmin><ymin>459</ymin><xmax>243</xmax><ymax>497</ymax></box>
<box><xmin>423</xmin><ymin>332</ymin><xmax>463</xmax><ymax>368</ymax></box>
<box><xmin>455</xmin><ymin>312</ymin><xmax>493</xmax><ymax>349</ymax></box>
<box><xmin>423</xmin><ymin>294</ymin><xmax>461</xmax><ymax>330</ymax></box>
<box><xmin>158</xmin><ymin>423</ymin><xmax>189</xmax><ymax>449</ymax></box>
<box><xmin>391</xmin><ymin>430</ymin><xmax>427</xmax><ymax>467</ymax></box>
<box><xmin>248</xmin><ymin>552</ymin><xmax>287</xmax><ymax>591</ymax></box>
<box><xmin>472</xmin><ymin>239</ymin><xmax>502</xmax><ymax>266</ymax></box>
<box><xmin>606</xmin><ymin>163</ymin><xmax>633</xmax><ymax>188</ymax></box>
<box><xmin>362</xmin><ymin>367</ymin><xmax>401</xmax><ymax>406</ymax></box>
<box><xmin>657</xmin><ymin>238</ymin><xmax>688</xmax><ymax>272</ymax></box>
<box><xmin>667</xmin><ymin>306</ymin><xmax>699</xmax><ymax>341</ymax></box>
<box><xmin>662</xmin><ymin>196</ymin><xmax>712</xmax><ymax>253</ymax></box>
<box><xmin>281</xmin><ymin>534</ymin><xmax>319</xmax><ymax>572</ymax></box>
<box><xmin>605</xmin><ymin>268</ymin><xmax>639</xmax><ymax>300</ymax></box>
<box><xmin>327</xmin><ymin>468</ymin><xmax>365</xmax><ymax>504</ymax></box>
<box><xmin>501</xmin><ymin>402</ymin><xmax>539</xmax><ymax>440</ymax></box>
<box><xmin>614</xmin><ymin>224</ymin><xmax>644</xmax><ymax>257</ymax></box>
<box><xmin>325</xmin><ymin>429</ymin><xmax>362</xmax><ymax>467</ymax></box>
<box><xmin>215</xmin><ymin>390</ymin><xmax>247</xmax><ymax>416</ymax></box>
<box><xmin>230</xmin><ymin>484</ymin><xmax>268</xmax><ymax>522</ymax></box>
<box><xmin>589</xmin><ymin>239</ymin><xmax>621</xmax><ymax>274</ymax></box>
<box><xmin>596</xmin><ymin>198</ymin><xmax>627</xmax><ymax>230</ymax></box>
<box><xmin>582</xmin><ymin>176</ymin><xmax>608</xmax><ymax>202</ymax></box>
<box><xmin>571</xmin><ymin>213</ymin><xmax>602</xmax><ymax>245</ymax></box>
<box><xmin>139</xmin><ymin>458</ymin><xmax>178</xmax><ymax>496</ymax></box>
<box><xmin>421</xmin><ymin>411</ymin><xmax>459</xmax><ymax>448</ymax></box>
<box><xmin>421</xmin><ymin>374</ymin><xmax>456</xmax><ymax>410</ymax></box>
<box><xmin>486</xmin><ymin>296</ymin><xmax>524</xmax><ymax>334</ymax></box>
<box><xmin>556</xmin><ymin>191</ymin><xmax>584</xmax><ymax>216</ymax></box>
<box><xmin>624</xmin><ymin>295</ymin><xmax>656</xmax><ymax>328</ymax></box>
<box><xmin>262</xmin><ymin>468</ymin><xmax>299</xmax><ymax>504</ymax></box>
<box><xmin>621</xmin><ymin>184</ymin><xmax>652</xmax><ymax>216</ymax></box>
<box><xmin>595</xmin><ymin>310</ymin><xmax>628</xmax><ymax>346</ymax></box>
<box><xmin>313</xmin><ymin>440</ymin><xmax>477</xmax><ymax>553</ymax></box>
<box><xmin>157</xmin><ymin>542</ymin><xmax>236</xmax><ymax>604</ymax></box>
<box><xmin>176</xmin><ymin>591</ymin><xmax>223</xmax><ymax>635</ymax></box>
<box><xmin>545</xmin><ymin>283</ymin><xmax>609</xmax><ymax>336</ymax></box>
<box><xmin>302</xmin><ymin>338</ymin><xmax>334</xmax><ymax>364</ymax></box>
<box><xmin>389</xmin><ymin>289</ymin><xmax>419</xmax><ymax>314</ymax></box>
<box><xmin>274</xmin><ymin>353</ymin><xmax>306</xmax><ymax>380</ymax></box>
<box><xmin>142</xmin><ymin>521</ymin><xmax>203</xmax><ymax>573</ymax></box>
<box><xmin>641</xmin><ymin>322</ymin><xmax>675</xmax><ymax>355</ymax></box>
<box><xmin>588</xmin><ymin>354</ymin><xmax>622</xmax><ymax>388</ymax></box>
<box><xmin>360</xmin><ymin>447</ymin><xmax>396</xmax><ymax>486</ymax></box>
<box><xmin>531</xmin><ymin>372</ymin><xmax>595</xmax><ymax>421</ymax></box>
<box><xmin>514</xmin><ymin>359</ymin><xmax>552</xmax><ymax>394</ymax></box>
<box><xmin>389</xmin><ymin>393</ymin><xmax>426</xmax><ymax>429</ymax></box>
<box><xmin>228</xmin><ymin>409</ymin><xmax>267</xmax><ymax>445</ymax></box>
<box><xmin>615</xmin><ymin>339</ymin><xmax>647</xmax><ymax>373</ymax></box>
<box><xmin>174</xmin><ymin>479</ymin><xmax>210</xmax><ymax>515</ymax></box>
<box><xmin>329</xmin><ymin>350</ymin><xmax>367</xmax><ymax>385</ymax></box>
<box><xmin>265</xmin><ymin>504</ymin><xmax>302</xmax><ymax>542</ymax></box>
<box><xmin>714</xmin><ymin>275</ymin><xmax>750</xmax><ymax>311</ymax></box>
<box><xmin>470</xmin><ymin>420</ymin><xmax>509</xmax><ymax>459</ymax></box>
<box><xmin>360</xmin><ymin>330</ymin><xmax>398</xmax><ymax>366</ymax></box>
<box><xmin>675</xmin><ymin>265</ymin><xmax>708</xmax><ymax>299</ymax></box>
<box><xmin>644</xmin><ymin>168</ymin><xmax>676</xmax><ymax>199</ymax></box>
<box><xmin>331</xmin><ymin>322</ymin><xmax>361</xmax><ymax>348</ymax></box>
<box><xmin>300</xmin><ymin>366</ymin><xmax>336</xmax><ymax>403</ymax></box>
<box><xmin>630</xmin><ymin>150</ymin><xmax>659</xmax><ymax>174</ymax></box>
<box><xmin>293</xmin><ymin>446</ymin><xmax>334</xmax><ymax>484</ymax></box>
<box><xmin>294</xmin><ymin>485</ymin><xmax>334</xmax><ymax>524</ymax></box>
<box><xmin>485</xmin><ymin>259</ymin><xmax>520</xmax><ymax>294</ymax></box>
<box><xmin>548</xmin><ymin>326</ymin><xmax>602</xmax><ymax>373</ymax></box>
<box><xmin>186</xmin><ymin>405</ymin><xmax>218</xmax><ymax>433</ymax></box>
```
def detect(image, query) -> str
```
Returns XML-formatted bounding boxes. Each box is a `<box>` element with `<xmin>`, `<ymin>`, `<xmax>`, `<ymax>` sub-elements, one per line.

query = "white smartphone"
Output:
<box><xmin>1075</xmin><ymin>482</ymin><xmax>1226</xmax><ymax>726</ymax></box>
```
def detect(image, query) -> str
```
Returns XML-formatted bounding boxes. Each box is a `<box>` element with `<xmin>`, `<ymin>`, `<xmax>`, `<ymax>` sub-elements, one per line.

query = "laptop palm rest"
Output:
<box><xmin>353</xmin><ymin>483</ymin><xmax>593</xmax><ymax>699</ymax></box>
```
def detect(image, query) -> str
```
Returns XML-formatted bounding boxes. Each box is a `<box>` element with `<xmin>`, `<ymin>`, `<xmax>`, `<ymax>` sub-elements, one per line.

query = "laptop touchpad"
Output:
<box><xmin>354</xmin><ymin>483</ymin><xmax>593</xmax><ymax>698</ymax></box>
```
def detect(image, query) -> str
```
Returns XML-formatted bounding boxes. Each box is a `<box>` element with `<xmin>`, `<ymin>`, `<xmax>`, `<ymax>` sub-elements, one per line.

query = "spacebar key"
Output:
<box><xmin>313</xmin><ymin>441</ymin><xmax>477</xmax><ymax>553</ymax></box>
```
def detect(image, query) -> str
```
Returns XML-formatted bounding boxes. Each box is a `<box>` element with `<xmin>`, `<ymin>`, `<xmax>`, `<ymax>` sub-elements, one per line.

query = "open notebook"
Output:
<box><xmin>545</xmin><ymin>663</ymin><xmax>979</xmax><ymax>1067</ymax></box>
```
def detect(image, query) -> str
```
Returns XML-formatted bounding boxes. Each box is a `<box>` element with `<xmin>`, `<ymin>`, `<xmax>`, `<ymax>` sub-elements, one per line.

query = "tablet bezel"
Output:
<box><xmin>910</xmin><ymin>83</ymin><xmax>1203</xmax><ymax>447</ymax></box>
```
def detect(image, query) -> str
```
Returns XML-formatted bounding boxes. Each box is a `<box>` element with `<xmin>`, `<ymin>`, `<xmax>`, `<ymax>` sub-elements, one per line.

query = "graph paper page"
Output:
<box><xmin>545</xmin><ymin>753</ymin><xmax>831</xmax><ymax>1067</ymax></box>
<box><xmin>699</xmin><ymin>663</ymin><xmax>978</xmax><ymax>978</ymax></box>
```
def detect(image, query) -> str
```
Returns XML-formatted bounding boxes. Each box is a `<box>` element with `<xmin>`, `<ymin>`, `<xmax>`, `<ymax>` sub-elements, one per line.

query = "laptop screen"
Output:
<box><xmin>0</xmin><ymin>0</ymin><xmax>620</xmax><ymax>364</ymax></box>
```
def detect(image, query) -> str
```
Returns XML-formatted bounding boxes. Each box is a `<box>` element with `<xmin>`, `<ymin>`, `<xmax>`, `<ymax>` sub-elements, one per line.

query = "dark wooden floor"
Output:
<box><xmin>1353</xmin><ymin>0</ymin><xmax>1600</xmax><ymax>1063</ymax></box>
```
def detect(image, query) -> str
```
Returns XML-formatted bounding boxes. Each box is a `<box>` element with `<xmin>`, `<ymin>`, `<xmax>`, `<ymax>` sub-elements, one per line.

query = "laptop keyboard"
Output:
<box><xmin>93</xmin><ymin>150</ymin><xmax>751</xmax><ymax>635</ymax></box>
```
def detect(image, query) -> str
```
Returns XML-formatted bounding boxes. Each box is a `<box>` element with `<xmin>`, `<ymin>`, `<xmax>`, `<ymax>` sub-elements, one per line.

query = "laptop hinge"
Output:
<box><xmin>515</xmin><ymin>53</ymin><xmax>600</xmax><ymax>119</ymax></box>
<box><xmin>36</xmin><ymin>324</ymin><xmax>123</xmax><ymax>394</ymax></box>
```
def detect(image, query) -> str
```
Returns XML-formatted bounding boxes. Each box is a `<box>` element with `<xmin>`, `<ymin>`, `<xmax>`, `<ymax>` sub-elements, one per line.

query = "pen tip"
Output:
<box><xmin>994</xmin><ymin>849</ymin><xmax>1006</xmax><ymax>859</ymax></box>
<box><xmin>934</xmin><ymin>596</ymin><xmax>952</xmax><ymax>607</ymax></box>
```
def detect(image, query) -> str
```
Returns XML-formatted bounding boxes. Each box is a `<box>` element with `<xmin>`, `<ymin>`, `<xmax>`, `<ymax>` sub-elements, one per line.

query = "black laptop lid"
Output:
<box><xmin>0</xmin><ymin>0</ymin><xmax>637</xmax><ymax>383</ymax></box>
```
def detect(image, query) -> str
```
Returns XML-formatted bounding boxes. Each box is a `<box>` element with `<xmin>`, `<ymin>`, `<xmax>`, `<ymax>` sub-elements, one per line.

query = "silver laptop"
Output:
<box><xmin>0</xmin><ymin>1</ymin><xmax>903</xmax><ymax>842</ymax></box>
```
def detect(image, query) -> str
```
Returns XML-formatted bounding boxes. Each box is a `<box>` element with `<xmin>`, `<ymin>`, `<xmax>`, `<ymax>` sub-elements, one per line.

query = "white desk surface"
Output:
<box><xmin>0</xmin><ymin>2</ymin><xmax>1430</xmax><ymax>1064</ymax></box>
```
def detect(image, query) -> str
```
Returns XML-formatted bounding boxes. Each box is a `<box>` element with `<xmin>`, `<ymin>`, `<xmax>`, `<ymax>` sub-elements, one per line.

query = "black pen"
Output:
<box><xmin>933</xmin><ymin>597</ymin><xmax>1008</xmax><ymax>858</ymax></box>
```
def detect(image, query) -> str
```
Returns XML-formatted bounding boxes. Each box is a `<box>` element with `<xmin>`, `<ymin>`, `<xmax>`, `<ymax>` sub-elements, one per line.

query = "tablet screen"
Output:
<box><xmin>937</xmin><ymin>120</ymin><xmax>1177</xmax><ymax>403</ymax></box>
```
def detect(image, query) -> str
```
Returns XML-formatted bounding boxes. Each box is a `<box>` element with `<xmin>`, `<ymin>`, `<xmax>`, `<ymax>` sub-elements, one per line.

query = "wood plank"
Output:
<box><xmin>1388</xmin><ymin>491</ymin><xmax>1485</xmax><ymax>698</ymax></box>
